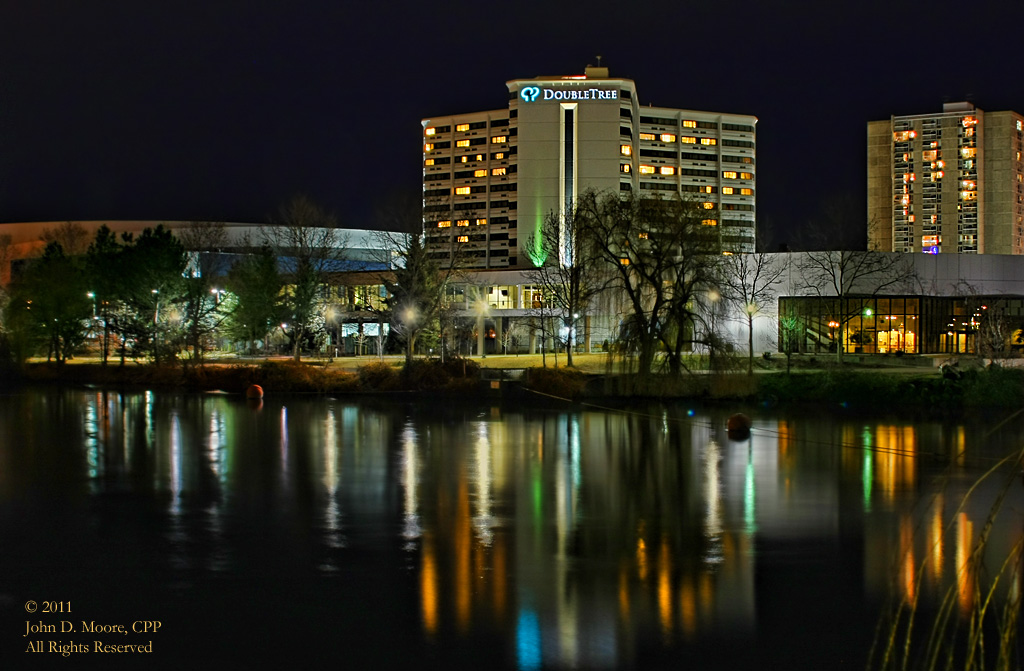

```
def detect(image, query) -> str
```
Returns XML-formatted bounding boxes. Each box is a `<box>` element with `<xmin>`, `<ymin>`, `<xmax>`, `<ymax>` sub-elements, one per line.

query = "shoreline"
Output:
<box><xmin>3</xmin><ymin>356</ymin><xmax>1022</xmax><ymax>415</ymax></box>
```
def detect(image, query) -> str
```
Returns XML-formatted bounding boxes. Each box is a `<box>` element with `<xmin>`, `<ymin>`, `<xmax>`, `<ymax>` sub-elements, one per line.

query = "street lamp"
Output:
<box><xmin>151</xmin><ymin>289</ymin><xmax>161</xmax><ymax>364</ymax></box>
<box><xmin>474</xmin><ymin>298</ymin><xmax>489</xmax><ymax>358</ymax></box>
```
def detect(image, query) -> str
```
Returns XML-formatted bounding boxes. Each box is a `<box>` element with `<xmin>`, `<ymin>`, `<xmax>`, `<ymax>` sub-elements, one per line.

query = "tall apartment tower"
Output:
<box><xmin>422</xmin><ymin>67</ymin><xmax>757</xmax><ymax>269</ymax></box>
<box><xmin>868</xmin><ymin>102</ymin><xmax>1024</xmax><ymax>254</ymax></box>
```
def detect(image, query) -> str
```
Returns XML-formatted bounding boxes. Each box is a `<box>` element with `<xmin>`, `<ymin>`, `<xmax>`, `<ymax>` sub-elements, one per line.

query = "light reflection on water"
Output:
<box><xmin>1</xmin><ymin>388</ymin><xmax>1022</xmax><ymax>669</ymax></box>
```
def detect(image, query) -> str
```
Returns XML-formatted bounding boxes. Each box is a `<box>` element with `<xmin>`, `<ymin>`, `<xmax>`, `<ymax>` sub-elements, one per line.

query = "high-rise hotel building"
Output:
<box><xmin>422</xmin><ymin>67</ymin><xmax>757</xmax><ymax>268</ymax></box>
<box><xmin>868</xmin><ymin>102</ymin><xmax>1024</xmax><ymax>254</ymax></box>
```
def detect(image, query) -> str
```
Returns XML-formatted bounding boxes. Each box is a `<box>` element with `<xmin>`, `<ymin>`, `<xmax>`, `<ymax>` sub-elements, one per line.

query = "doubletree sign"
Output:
<box><xmin>519</xmin><ymin>86</ymin><xmax>619</xmax><ymax>102</ymax></box>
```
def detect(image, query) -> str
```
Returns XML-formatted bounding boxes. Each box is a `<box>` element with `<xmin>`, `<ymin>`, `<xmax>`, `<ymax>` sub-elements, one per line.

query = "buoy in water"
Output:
<box><xmin>246</xmin><ymin>384</ymin><xmax>264</xmax><ymax>400</ymax></box>
<box><xmin>727</xmin><ymin>413</ymin><xmax>751</xmax><ymax>439</ymax></box>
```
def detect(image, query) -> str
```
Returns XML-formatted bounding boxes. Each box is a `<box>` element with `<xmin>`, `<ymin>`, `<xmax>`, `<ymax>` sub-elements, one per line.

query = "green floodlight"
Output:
<box><xmin>864</xmin><ymin>307</ymin><xmax>873</xmax><ymax>317</ymax></box>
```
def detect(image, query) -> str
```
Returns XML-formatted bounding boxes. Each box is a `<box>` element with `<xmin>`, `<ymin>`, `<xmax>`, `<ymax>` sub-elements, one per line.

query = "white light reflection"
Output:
<box><xmin>473</xmin><ymin>421</ymin><xmax>494</xmax><ymax>546</ymax></box>
<box><xmin>322</xmin><ymin>406</ymin><xmax>344</xmax><ymax>552</ymax></box>
<box><xmin>144</xmin><ymin>390</ymin><xmax>154</xmax><ymax>450</ymax></box>
<box><xmin>280</xmin><ymin>406</ymin><xmax>289</xmax><ymax>484</ymax></box>
<box><xmin>323</xmin><ymin>407</ymin><xmax>338</xmax><ymax>493</ymax></box>
<box><xmin>121</xmin><ymin>393</ymin><xmax>130</xmax><ymax>472</ymax></box>
<box><xmin>703</xmin><ymin>440</ymin><xmax>724</xmax><ymax>564</ymax></box>
<box><xmin>207</xmin><ymin>408</ymin><xmax>228</xmax><ymax>485</ymax></box>
<box><xmin>169</xmin><ymin>412</ymin><xmax>182</xmax><ymax>517</ymax></box>
<box><xmin>84</xmin><ymin>394</ymin><xmax>100</xmax><ymax>480</ymax></box>
<box><xmin>205</xmin><ymin>404</ymin><xmax>229</xmax><ymax>571</ymax></box>
<box><xmin>401</xmin><ymin>421</ymin><xmax>421</xmax><ymax>546</ymax></box>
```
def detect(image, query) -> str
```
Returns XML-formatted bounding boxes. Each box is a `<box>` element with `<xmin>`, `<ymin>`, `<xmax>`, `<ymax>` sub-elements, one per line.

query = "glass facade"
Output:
<box><xmin>778</xmin><ymin>295</ymin><xmax>1024</xmax><ymax>356</ymax></box>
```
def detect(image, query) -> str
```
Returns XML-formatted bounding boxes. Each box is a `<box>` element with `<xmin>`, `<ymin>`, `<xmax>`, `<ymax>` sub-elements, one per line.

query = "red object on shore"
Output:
<box><xmin>246</xmin><ymin>384</ymin><xmax>264</xmax><ymax>399</ymax></box>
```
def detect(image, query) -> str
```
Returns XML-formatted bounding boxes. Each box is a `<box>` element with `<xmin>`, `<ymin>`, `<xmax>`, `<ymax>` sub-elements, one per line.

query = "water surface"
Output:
<box><xmin>1</xmin><ymin>388</ymin><xmax>1021</xmax><ymax>669</ymax></box>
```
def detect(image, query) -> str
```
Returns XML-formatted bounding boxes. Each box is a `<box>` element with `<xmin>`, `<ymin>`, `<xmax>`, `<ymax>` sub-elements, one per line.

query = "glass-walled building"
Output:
<box><xmin>779</xmin><ymin>295</ymin><xmax>1024</xmax><ymax>356</ymax></box>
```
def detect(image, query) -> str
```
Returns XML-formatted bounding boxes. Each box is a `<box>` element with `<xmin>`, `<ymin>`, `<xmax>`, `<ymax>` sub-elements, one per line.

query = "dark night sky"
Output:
<box><xmin>1</xmin><ymin>0</ymin><xmax>1021</xmax><ymax>248</ymax></box>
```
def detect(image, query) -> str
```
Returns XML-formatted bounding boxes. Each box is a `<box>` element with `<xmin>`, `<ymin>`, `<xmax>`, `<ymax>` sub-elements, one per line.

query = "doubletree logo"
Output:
<box><xmin>520</xmin><ymin>86</ymin><xmax>540</xmax><ymax>103</ymax></box>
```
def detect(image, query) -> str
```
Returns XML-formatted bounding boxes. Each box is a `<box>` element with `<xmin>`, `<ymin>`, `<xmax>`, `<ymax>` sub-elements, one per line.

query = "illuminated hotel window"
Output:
<box><xmin>621</xmin><ymin>144</ymin><xmax>632</xmax><ymax>156</ymax></box>
<box><xmin>931</xmin><ymin>171</ymin><xmax>944</xmax><ymax>181</ymax></box>
<box><xmin>457</xmin><ymin>219</ymin><xmax>470</xmax><ymax>226</ymax></box>
<box><xmin>492</xmin><ymin>135</ymin><xmax>508</xmax><ymax>144</ymax></box>
<box><xmin>922</xmin><ymin>235</ymin><xmax>940</xmax><ymax>246</ymax></box>
<box><xmin>962</xmin><ymin>148</ymin><xmax>976</xmax><ymax>158</ymax></box>
<box><xmin>961</xmin><ymin>191</ymin><xmax>977</xmax><ymax>201</ymax></box>
<box><xmin>700</xmin><ymin>137</ymin><xmax>716</xmax><ymax>145</ymax></box>
<box><xmin>740</xmin><ymin>172</ymin><xmax>753</xmax><ymax>179</ymax></box>
<box><xmin>493</xmin><ymin>152</ymin><xmax>505</xmax><ymax>160</ymax></box>
<box><xmin>962</xmin><ymin>116</ymin><xmax>978</xmax><ymax>126</ymax></box>
<box><xmin>456</xmin><ymin>123</ymin><xmax>470</xmax><ymax>132</ymax></box>
<box><xmin>683</xmin><ymin>120</ymin><xmax>697</xmax><ymax>128</ymax></box>
<box><xmin>438</xmin><ymin>220</ymin><xmax>452</xmax><ymax>228</ymax></box>
<box><xmin>474</xmin><ymin>169</ymin><xmax>487</xmax><ymax>177</ymax></box>
<box><xmin>425</xmin><ymin>159</ymin><xmax>435</xmax><ymax>166</ymax></box>
<box><xmin>740</xmin><ymin>188</ymin><xmax>753</xmax><ymax>195</ymax></box>
<box><xmin>457</xmin><ymin>235</ymin><xmax>469</xmax><ymax>243</ymax></box>
<box><xmin>425</xmin><ymin>128</ymin><xmax>437</xmax><ymax>136</ymax></box>
<box><xmin>681</xmin><ymin>136</ymin><xmax>696</xmax><ymax>144</ymax></box>
<box><xmin>475</xmin><ymin>218</ymin><xmax>487</xmax><ymax>225</ymax></box>
<box><xmin>922</xmin><ymin>150</ymin><xmax>937</xmax><ymax>161</ymax></box>
<box><xmin>425</xmin><ymin>143</ymin><xmax>434</xmax><ymax>152</ymax></box>
<box><xmin>460</xmin><ymin>156</ymin><xmax>469</xmax><ymax>163</ymax></box>
<box><xmin>492</xmin><ymin>167</ymin><xmax>506</xmax><ymax>176</ymax></box>
<box><xmin>475</xmin><ymin>154</ymin><xmax>483</xmax><ymax>161</ymax></box>
<box><xmin>701</xmin><ymin>185</ymin><xmax>713</xmax><ymax>193</ymax></box>
<box><xmin>619</xmin><ymin>258</ymin><xmax>630</xmax><ymax>265</ymax></box>
<box><xmin>620</xmin><ymin>164</ymin><xmax>631</xmax><ymax>173</ymax></box>
<box><xmin>660</xmin><ymin>166</ymin><xmax>675</xmax><ymax>175</ymax></box>
<box><xmin>639</xmin><ymin>165</ymin><xmax>656</xmax><ymax>174</ymax></box>
<box><xmin>908</xmin><ymin>215</ymin><xmax>916</xmax><ymax>223</ymax></box>
<box><xmin>701</xmin><ymin>219</ymin><xmax>717</xmax><ymax>226</ymax></box>
<box><xmin>638</xmin><ymin>232</ymin><xmax>648</xmax><ymax>239</ymax></box>
<box><xmin>722</xmin><ymin>187</ymin><xmax>734</xmax><ymax>195</ymax></box>
<box><xmin>1018</xmin><ymin>120</ymin><xmax>1023</xmax><ymax>131</ymax></box>
<box><xmin>639</xmin><ymin>132</ymin><xmax>656</xmax><ymax>141</ymax></box>
<box><xmin>660</xmin><ymin>133</ymin><xmax>676</xmax><ymax>143</ymax></box>
<box><xmin>455</xmin><ymin>186</ymin><xmax>471</xmax><ymax>195</ymax></box>
<box><xmin>723</xmin><ymin>171</ymin><xmax>738</xmax><ymax>179</ymax></box>
<box><xmin>457</xmin><ymin>139</ymin><xmax>470</xmax><ymax>148</ymax></box>
<box><xmin>703</xmin><ymin>202</ymin><xmax>715</xmax><ymax>209</ymax></box>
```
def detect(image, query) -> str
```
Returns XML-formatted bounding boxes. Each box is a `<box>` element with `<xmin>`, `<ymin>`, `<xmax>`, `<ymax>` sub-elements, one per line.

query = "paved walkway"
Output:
<box><xmin>37</xmin><ymin>351</ymin><xmax>949</xmax><ymax>376</ymax></box>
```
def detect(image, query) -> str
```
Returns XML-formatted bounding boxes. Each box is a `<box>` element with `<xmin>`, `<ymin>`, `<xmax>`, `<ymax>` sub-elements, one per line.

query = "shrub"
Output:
<box><xmin>402</xmin><ymin>359</ymin><xmax>450</xmax><ymax>390</ymax></box>
<box><xmin>358</xmin><ymin>361</ymin><xmax>400</xmax><ymax>391</ymax></box>
<box><xmin>525</xmin><ymin>367</ymin><xmax>588</xmax><ymax>400</ymax></box>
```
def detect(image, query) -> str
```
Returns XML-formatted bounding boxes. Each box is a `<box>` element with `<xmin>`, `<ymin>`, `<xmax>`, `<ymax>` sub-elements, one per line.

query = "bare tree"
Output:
<box><xmin>526</xmin><ymin>202</ymin><xmax>612</xmax><ymax>367</ymax></box>
<box><xmin>954</xmin><ymin>282</ymin><xmax>1017</xmax><ymax>360</ymax></box>
<box><xmin>372</xmin><ymin>191</ymin><xmax>465</xmax><ymax>366</ymax></box>
<box><xmin>718</xmin><ymin>252</ymin><xmax>786</xmax><ymax>375</ymax></box>
<box><xmin>177</xmin><ymin>221</ymin><xmax>229</xmax><ymax>365</ymax></box>
<box><xmin>262</xmin><ymin>196</ymin><xmax>348</xmax><ymax>362</ymax></box>
<box><xmin>579</xmin><ymin>189</ymin><xmax>721</xmax><ymax>379</ymax></box>
<box><xmin>796</xmin><ymin>248</ymin><xmax>915</xmax><ymax>362</ymax></box>
<box><xmin>374</xmin><ymin>230</ymin><xmax>461</xmax><ymax>366</ymax></box>
<box><xmin>40</xmin><ymin>222</ymin><xmax>90</xmax><ymax>257</ymax></box>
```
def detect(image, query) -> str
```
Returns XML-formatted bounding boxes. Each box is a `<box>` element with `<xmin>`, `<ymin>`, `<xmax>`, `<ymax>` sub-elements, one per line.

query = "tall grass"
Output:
<box><xmin>868</xmin><ymin>440</ymin><xmax>1024</xmax><ymax>671</ymax></box>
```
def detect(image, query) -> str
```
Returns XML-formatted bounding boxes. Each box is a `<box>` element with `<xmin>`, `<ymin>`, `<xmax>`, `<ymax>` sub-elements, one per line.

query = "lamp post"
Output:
<box><xmin>474</xmin><ymin>298</ymin><xmax>489</xmax><ymax>359</ymax></box>
<box><xmin>151</xmin><ymin>289</ymin><xmax>160</xmax><ymax>364</ymax></box>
